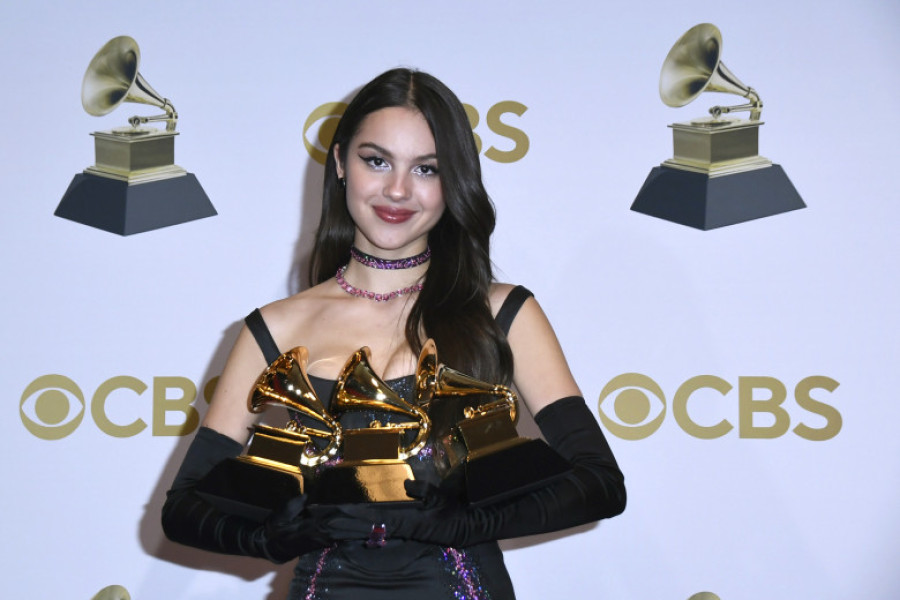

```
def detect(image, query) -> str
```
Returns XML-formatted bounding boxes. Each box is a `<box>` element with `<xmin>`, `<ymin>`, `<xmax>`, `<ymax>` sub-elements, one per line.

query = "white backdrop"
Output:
<box><xmin>2</xmin><ymin>1</ymin><xmax>898</xmax><ymax>599</ymax></box>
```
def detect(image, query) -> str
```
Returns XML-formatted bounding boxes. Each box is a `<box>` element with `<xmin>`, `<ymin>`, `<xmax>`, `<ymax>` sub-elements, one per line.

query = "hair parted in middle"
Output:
<box><xmin>308</xmin><ymin>67</ymin><xmax>513</xmax><ymax>384</ymax></box>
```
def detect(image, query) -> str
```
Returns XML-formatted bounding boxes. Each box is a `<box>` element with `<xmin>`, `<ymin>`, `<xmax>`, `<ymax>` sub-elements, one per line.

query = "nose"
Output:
<box><xmin>384</xmin><ymin>172</ymin><xmax>411</xmax><ymax>201</ymax></box>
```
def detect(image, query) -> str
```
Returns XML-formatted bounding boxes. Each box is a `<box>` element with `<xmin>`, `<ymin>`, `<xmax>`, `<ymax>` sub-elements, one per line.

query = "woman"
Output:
<box><xmin>162</xmin><ymin>68</ymin><xmax>626</xmax><ymax>599</ymax></box>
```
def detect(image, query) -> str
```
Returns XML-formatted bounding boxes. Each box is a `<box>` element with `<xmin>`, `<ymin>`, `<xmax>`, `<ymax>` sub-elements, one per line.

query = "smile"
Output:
<box><xmin>373</xmin><ymin>206</ymin><xmax>415</xmax><ymax>224</ymax></box>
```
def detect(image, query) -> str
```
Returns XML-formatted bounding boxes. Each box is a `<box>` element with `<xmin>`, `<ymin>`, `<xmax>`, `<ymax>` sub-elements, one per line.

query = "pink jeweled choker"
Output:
<box><xmin>335</xmin><ymin>265</ymin><xmax>423</xmax><ymax>302</ymax></box>
<box><xmin>350</xmin><ymin>245</ymin><xmax>431</xmax><ymax>270</ymax></box>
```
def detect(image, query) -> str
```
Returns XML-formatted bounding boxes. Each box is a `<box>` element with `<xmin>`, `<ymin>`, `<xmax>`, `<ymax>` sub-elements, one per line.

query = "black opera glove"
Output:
<box><xmin>161</xmin><ymin>426</ymin><xmax>332</xmax><ymax>563</ymax></box>
<box><xmin>263</xmin><ymin>494</ymin><xmax>334</xmax><ymax>561</ymax></box>
<box><xmin>325</xmin><ymin>396</ymin><xmax>626</xmax><ymax>547</ymax></box>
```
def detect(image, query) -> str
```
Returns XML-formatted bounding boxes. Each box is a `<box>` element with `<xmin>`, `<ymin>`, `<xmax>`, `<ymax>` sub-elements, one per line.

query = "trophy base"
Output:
<box><xmin>195</xmin><ymin>456</ymin><xmax>304</xmax><ymax>522</ymax></box>
<box><xmin>667</xmin><ymin>118</ymin><xmax>764</xmax><ymax>172</ymax></box>
<box><xmin>90</xmin><ymin>129</ymin><xmax>180</xmax><ymax>176</ymax></box>
<box><xmin>55</xmin><ymin>172</ymin><xmax>216</xmax><ymax>235</ymax></box>
<box><xmin>630</xmin><ymin>164</ymin><xmax>805</xmax><ymax>230</ymax></box>
<box><xmin>307</xmin><ymin>460</ymin><xmax>416</xmax><ymax>504</ymax></box>
<box><xmin>465</xmin><ymin>438</ymin><xmax>572</xmax><ymax>507</ymax></box>
<box><xmin>246</xmin><ymin>424</ymin><xmax>312</xmax><ymax>466</ymax></box>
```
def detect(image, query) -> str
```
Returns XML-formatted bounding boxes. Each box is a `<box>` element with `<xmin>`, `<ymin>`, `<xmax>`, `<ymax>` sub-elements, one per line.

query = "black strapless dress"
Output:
<box><xmin>244</xmin><ymin>287</ymin><xmax>534</xmax><ymax>599</ymax></box>
<box><xmin>285</xmin><ymin>374</ymin><xmax>516</xmax><ymax>600</ymax></box>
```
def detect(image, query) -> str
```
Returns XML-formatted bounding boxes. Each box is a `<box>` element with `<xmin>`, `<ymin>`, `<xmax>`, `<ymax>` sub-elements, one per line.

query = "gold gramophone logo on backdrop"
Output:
<box><xmin>55</xmin><ymin>36</ymin><xmax>216</xmax><ymax>235</ymax></box>
<box><xmin>631</xmin><ymin>23</ymin><xmax>805</xmax><ymax>230</ymax></box>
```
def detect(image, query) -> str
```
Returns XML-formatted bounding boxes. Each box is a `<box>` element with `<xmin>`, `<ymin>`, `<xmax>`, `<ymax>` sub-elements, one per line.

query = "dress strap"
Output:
<box><xmin>244</xmin><ymin>308</ymin><xmax>281</xmax><ymax>364</ymax></box>
<box><xmin>245</xmin><ymin>289</ymin><xmax>530</xmax><ymax>363</ymax></box>
<box><xmin>494</xmin><ymin>285</ymin><xmax>534</xmax><ymax>336</ymax></box>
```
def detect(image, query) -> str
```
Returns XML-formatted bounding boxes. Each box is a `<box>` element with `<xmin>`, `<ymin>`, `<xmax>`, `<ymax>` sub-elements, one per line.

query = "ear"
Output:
<box><xmin>334</xmin><ymin>144</ymin><xmax>345</xmax><ymax>179</ymax></box>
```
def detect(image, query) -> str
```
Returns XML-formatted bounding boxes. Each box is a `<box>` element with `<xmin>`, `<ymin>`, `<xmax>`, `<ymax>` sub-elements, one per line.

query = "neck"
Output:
<box><xmin>341</xmin><ymin>259</ymin><xmax>428</xmax><ymax>288</ymax></box>
<box><xmin>336</xmin><ymin>261</ymin><xmax>427</xmax><ymax>302</ymax></box>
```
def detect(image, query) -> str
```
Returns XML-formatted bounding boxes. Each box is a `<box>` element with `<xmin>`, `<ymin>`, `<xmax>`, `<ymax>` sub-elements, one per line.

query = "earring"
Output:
<box><xmin>339</xmin><ymin>177</ymin><xmax>346</xmax><ymax>188</ymax></box>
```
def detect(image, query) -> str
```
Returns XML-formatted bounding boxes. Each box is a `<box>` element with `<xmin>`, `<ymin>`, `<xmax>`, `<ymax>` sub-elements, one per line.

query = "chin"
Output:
<box><xmin>357</xmin><ymin>233</ymin><xmax>429</xmax><ymax>254</ymax></box>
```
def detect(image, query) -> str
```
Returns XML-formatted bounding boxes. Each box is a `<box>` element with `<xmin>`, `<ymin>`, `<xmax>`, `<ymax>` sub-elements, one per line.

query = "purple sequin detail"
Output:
<box><xmin>304</xmin><ymin>546</ymin><xmax>333</xmax><ymax>600</ymax></box>
<box><xmin>441</xmin><ymin>547</ymin><xmax>491</xmax><ymax>600</ymax></box>
<box><xmin>351</xmin><ymin>245</ymin><xmax>431</xmax><ymax>270</ymax></box>
<box><xmin>414</xmin><ymin>444</ymin><xmax>434</xmax><ymax>460</ymax></box>
<box><xmin>315</xmin><ymin>455</ymin><xmax>344</xmax><ymax>472</ymax></box>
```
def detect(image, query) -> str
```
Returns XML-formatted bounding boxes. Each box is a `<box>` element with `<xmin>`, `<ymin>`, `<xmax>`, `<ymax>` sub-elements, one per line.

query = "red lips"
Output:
<box><xmin>373</xmin><ymin>206</ymin><xmax>415</xmax><ymax>224</ymax></box>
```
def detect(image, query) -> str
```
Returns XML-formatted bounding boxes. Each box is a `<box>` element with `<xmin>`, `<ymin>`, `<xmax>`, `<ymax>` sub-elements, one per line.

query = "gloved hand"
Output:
<box><xmin>322</xmin><ymin>396</ymin><xmax>626</xmax><ymax>548</ymax></box>
<box><xmin>264</xmin><ymin>494</ymin><xmax>334</xmax><ymax>561</ymax></box>
<box><xmin>161</xmin><ymin>427</ymin><xmax>333</xmax><ymax>563</ymax></box>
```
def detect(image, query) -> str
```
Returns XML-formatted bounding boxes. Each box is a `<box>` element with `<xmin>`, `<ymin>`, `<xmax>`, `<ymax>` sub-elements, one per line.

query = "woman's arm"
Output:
<box><xmin>161</xmin><ymin>426</ymin><xmax>328</xmax><ymax>562</ymax></box>
<box><xmin>502</xmin><ymin>293</ymin><xmax>583</xmax><ymax>414</ymax></box>
<box><xmin>201</xmin><ymin>323</ymin><xmax>271</xmax><ymax>444</ymax></box>
<box><xmin>324</xmin><ymin>290</ymin><xmax>626</xmax><ymax>546</ymax></box>
<box><xmin>161</xmin><ymin>315</ymin><xmax>331</xmax><ymax>561</ymax></box>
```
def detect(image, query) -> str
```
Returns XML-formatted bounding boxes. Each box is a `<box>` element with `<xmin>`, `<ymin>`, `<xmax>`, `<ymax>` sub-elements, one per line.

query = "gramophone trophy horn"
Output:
<box><xmin>55</xmin><ymin>35</ymin><xmax>215</xmax><ymax>235</ymax></box>
<box><xmin>307</xmin><ymin>347</ymin><xmax>431</xmax><ymax>503</ymax></box>
<box><xmin>416</xmin><ymin>339</ymin><xmax>570</xmax><ymax>506</ymax></box>
<box><xmin>631</xmin><ymin>23</ymin><xmax>804</xmax><ymax>230</ymax></box>
<box><xmin>251</xmin><ymin>346</ymin><xmax>343</xmax><ymax>466</ymax></box>
<box><xmin>81</xmin><ymin>35</ymin><xmax>178</xmax><ymax>131</ymax></box>
<box><xmin>333</xmin><ymin>347</ymin><xmax>430</xmax><ymax>459</ymax></box>
<box><xmin>196</xmin><ymin>346</ymin><xmax>340</xmax><ymax>522</ymax></box>
<box><xmin>659</xmin><ymin>23</ymin><xmax>762</xmax><ymax>121</ymax></box>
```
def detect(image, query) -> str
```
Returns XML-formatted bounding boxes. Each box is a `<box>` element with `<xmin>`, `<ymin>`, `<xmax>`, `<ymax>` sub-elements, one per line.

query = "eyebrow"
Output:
<box><xmin>357</xmin><ymin>142</ymin><xmax>437</xmax><ymax>162</ymax></box>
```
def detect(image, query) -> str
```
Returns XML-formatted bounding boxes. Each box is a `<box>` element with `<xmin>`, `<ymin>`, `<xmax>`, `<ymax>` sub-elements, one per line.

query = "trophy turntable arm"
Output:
<box><xmin>461</xmin><ymin>389</ymin><xmax>518</xmax><ymax>424</ymax></box>
<box><xmin>709</xmin><ymin>87</ymin><xmax>763</xmax><ymax>121</ymax></box>
<box><xmin>128</xmin><ymin>99</ymin><xmax>178</xmax><ymax>131</ymax></box>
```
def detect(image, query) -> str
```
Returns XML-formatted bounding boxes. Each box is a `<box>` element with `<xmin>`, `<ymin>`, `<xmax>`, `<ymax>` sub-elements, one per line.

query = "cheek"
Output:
<box><xmin>426</xmin><ymin>200</ymin><xmax>446</xmax><ymax>231</ymax></box>
<box><xmin>434</xmin><ymin>200</ymin><xmax>447</xmax><ymax>221</ymax></box>
<box><xmin>344</xmin><ymin>186</ymin><xmax>366</xmax><ymax>224</ymax></box>
<box><xmin>424</xmin><ymin>183</ymin><xmax>445</xmax><ymax>213</ymax></box>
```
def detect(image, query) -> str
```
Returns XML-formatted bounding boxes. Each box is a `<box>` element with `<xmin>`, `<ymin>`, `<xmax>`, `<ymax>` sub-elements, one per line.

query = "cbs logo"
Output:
<box><xmin>597</xmin><ymin>374</ymin><xmax>841</xmax><ymax>441</ymax></box>
<box><xmin>20</xmin><ymin>374</ymin><xmax>218</xmax><ymax>440</ymax></box>
<box><xmin>303</xmin><ymin>101</ymin><xmax>529</xmax><ymax>165</ymax></box>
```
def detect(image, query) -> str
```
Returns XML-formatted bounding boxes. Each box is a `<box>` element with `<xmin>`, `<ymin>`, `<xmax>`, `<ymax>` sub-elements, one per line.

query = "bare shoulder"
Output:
<box><xmin>493</xmin><ymin>285</ymin><xmax>582</xmax><ymax>414</ymax></box>
<box><xmin>202</xmin><ymin>283</ymin><xmax>336</xmax><ymax>442</ymax></box>
<box><xmin>256</xmin><ymin>281</ymin><xmax>337</xmax><ymax>347</ymax></box>
<box><xmin>488</xmin><ymin>282</ymin><xmax>517</xmax><ymax>316</ymax></box>
<box><xmin>488</xmin><ymin>282</ymin><xmax>540</xmax><ymax>328</ymax></box>
<box><xmin>259</xmin><ymin>283</ymin><xmax>329</xmax><ymax>324</ymax></box>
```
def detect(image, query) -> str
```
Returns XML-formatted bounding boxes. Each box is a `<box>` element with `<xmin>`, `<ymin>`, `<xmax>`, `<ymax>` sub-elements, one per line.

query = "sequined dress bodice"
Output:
<box><xmin>287</xmin><ymin>375</ymin><xmax>514</xmax><ymax>600</ymax></box>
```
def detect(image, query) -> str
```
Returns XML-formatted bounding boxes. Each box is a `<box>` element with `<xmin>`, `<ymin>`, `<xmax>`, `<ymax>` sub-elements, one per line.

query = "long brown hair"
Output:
<box><xmin>308</xmin><ymin>68</ymin><xmax>513</xmax><ymax>384</ymax></box>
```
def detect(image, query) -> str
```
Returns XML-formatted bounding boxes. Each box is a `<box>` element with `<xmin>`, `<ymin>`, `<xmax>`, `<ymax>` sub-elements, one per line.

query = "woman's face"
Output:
<box><xmin>335</xmin><ymin>107</ymin><xmax>445</xmax><ymax>257</ymax></box>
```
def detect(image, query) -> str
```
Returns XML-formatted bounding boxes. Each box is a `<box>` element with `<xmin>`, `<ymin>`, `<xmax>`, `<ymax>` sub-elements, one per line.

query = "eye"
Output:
<box><xmin>414</xmin><ymin>164</ymin><xmax>439</xmax><ymax>177</ymax></box>
<box><xmin>20</xmin><ymin>375</ymin><xmax>86</xmax><ymax>440</ymax></box>
<box><xmin>361</xmin><ymin>155</ymin><xmax>389</xmax><ymax>170</ymax></box>
<box><xmin>597</xmin><ymin>373</ymin><xmax>666</xmax><ymax>440</ymax></box>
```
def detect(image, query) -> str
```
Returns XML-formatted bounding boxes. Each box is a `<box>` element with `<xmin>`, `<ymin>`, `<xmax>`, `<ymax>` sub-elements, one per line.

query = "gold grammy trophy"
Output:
<box><xmin>56</xmin><ymin>35</ymin><xmax>216</xmax><ymax>235</ymax></box>
<box><xmin>631</xmin><ymin>23</ymin><xmax>805</xmax><ymax>229</ymax></box>
<box><xmin>416</xmin><ymin>340</ymin><xmax>570</xmax><ymax>506</ymax></box>
<box><xmin>196</xmin><ymin>347</ymin><xmax>342</xmax><ymax>521</ymax></box>
<box><xmin>309</xmin><ymin>347</ymin><xmax>432</xmax><ymax>504</ymax></box>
